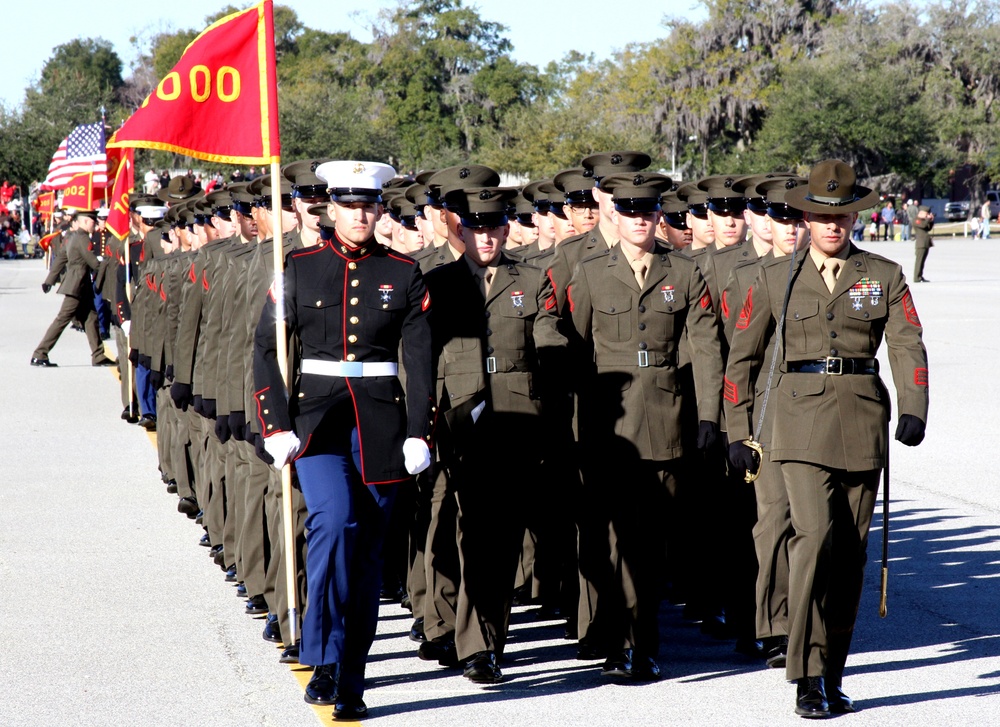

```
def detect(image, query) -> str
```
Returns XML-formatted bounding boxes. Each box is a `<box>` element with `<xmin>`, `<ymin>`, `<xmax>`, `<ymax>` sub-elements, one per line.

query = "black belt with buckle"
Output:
<box><xmin>786</xmin><ymin>357</ymin><xmax>878</xmax><ymax>375</ymax></box>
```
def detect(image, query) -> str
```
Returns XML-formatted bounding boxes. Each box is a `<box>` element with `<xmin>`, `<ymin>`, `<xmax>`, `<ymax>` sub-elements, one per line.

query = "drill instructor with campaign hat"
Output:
<box><xmin>726</xmin><ymin>159</ymin><xmax>929</xmax><ymax>718</ymax></box>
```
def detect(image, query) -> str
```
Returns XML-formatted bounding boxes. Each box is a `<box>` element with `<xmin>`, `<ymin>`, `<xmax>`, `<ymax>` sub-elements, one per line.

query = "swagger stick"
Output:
<box><xmin>880</xmin><ymin>425</ymin><xmax>890</xmax><ymax>618</ymax></box>
<box><xmin>270</xmin><ymin>158</ymin><xmax>298</xmax><ymax>648</ymax></box>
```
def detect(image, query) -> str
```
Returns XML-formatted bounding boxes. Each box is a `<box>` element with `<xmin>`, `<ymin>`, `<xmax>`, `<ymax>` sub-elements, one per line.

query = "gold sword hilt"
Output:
<box><xmin>742</xmin><ymin>438</ymin><xmax>764</xmax><ymax>483</ymax></box>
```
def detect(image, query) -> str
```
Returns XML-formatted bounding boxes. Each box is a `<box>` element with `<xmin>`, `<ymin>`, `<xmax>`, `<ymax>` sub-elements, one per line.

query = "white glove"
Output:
<box><xmin>121</xmin><ymin>320</ymin><xmax>131</xmax><ymax>337</ymax></box>
<box><xmin>264</xmin><ymin>430</ymin><xmax>301</xmax><ymax>469</ymax></box>
<box><xmin>403</xmin><ymin>437</ymin><xmax>431</xmax><ymax>475</ymax></box>
<box><xmin>471</xmin><ymin>400</ymin><xmax>486</xmax><ymax>424</ymax></box>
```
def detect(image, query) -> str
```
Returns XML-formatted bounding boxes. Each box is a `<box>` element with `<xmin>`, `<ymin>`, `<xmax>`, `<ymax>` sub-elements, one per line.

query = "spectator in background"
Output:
<box><xmin>159</xmin><ymin>170</ymin><xmax>171</xmax><ymax>190</ymax></box>
<box><xmin>143</xmin><ymin>168</ymin><xmax>159</xmax><ymax>195</ymax></box>
<box><xmin>881</xmin><ymin>201</ymin><xmax>895</xmax><ymax>241</ymax></box>
<box><xmin>980</xmin><ymin>199</ymin><xmax>991</xmax><ymax>239</ymax></box>
<box><xmin>230</xmin><ymin>168</ymin><xmax>244</xmax><ymax>183</ymax></box>
<box><xmin>906</xmin><ymin>200</ymin><xmax>919</xmax><ymax>238</ymax></box>
<box><xmin>0</xmin><ymin>180</ymin><xmax>14</xmax><ymax>206</ymax></box>
<box><xmin>851</xmin><ymin>216</ymin><xmax>865</xmax><ymax>242</ymax></box>
<box><xmin>871</xmin><ymin>209</ymin><xmax>880</xmax><ymax>240</ymax></box>
<box><xmin>897</xmin><ymin>204</ymin><xmax>910</xmax><ymax>241</ymax></box>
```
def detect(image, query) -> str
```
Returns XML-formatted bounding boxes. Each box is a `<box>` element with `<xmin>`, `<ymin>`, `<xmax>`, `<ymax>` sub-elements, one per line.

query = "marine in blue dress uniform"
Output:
<box><xmin>253</xmin><ymin>160</ymin><xmax>434</xmax><ymax>720</ymax></box>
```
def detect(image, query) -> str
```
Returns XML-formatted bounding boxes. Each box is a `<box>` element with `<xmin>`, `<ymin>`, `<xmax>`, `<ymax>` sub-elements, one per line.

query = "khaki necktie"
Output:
<box><xmin>820</xmin><ymin>259</ymin><xmax>841</xmax><ymax>293</ymax></box>
<box><xmin>629</xmin><ymin>258</ymin><xmax>647</xmax><ymax>288</ymax></box>
<box><xmin>477</xmin><ymin>267</ymin><xmax>492</xmax><ymax>298</ymax></box>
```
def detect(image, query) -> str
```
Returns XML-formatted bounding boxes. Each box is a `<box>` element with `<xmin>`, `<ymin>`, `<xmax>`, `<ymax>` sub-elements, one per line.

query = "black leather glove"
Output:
<box><xmin>41</xmin><ymin>283</ymin><xmax>52</xmax><ymax>293</ymax></box>
<box><xmin>128</xmin><ymin>348</ymin><xmax>139</xmax><ymax>366</ymax></box>
<box><xmin>696</xmin><ymin>420</ymin><xmax>718</xmax><ymax>450</ymax></box>
<box><xmin>253</xmin><ymin>432</ymin><xmax>274</xmax><ymax>465</ymax></box>
<box><xmin>149</xmin><ymin>369</ymin><xmax>164</xmax><ymax>390</ymax></box>
<box><xmin>895</xmin><ymin>414</ymin><xmax>926</xmax><ymax>446</ymax></box>
<box><xmin>229</xmin><ymin>411</ymin><xmax>247</xmax><ymax>441</ymax></box>
<box><xmin>193</xmin><ymin>395</ymin><xmax>204</xmax><ymax>416</ymax></box>
<box><xmin>165</xmin><ymin>364</ymin><xmax>174</xmax><ymax>382</ymax></box>
<box><xmin>202</xmin><ymin>398</ymin><xmax>217</xmax><ymax>419</ymax></box>
<box><xmin>138</xmin><ymin>354</ymin><xmax>151</xmax><ymax>370</ymax></box>
<box><xmin>728</xmin><ymin>441</ymin><xmax>759</xmax><ymax>473</ymax></box>
<box><xmin>170</xmin><ymin>381</ymin><xmax>193</xmax><ymax>411</ymax></box>
<box><xmin>215</xmin><ymin>415</ymin><xmax>231</xmax><ymax>444</ymax></box>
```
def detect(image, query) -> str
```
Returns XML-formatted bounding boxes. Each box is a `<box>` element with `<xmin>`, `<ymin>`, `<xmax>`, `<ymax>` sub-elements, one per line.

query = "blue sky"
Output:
<box><xmin>2</xmin><ymin>0</ymin><xmax>706</xmax><ymax>110</ymax></box>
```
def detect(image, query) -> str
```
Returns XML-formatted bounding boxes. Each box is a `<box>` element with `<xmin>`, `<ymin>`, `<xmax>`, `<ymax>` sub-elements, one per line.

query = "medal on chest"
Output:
<box><xmin>511</xmin><ymin>290</ymin><xmax>524</xmax><ymax>308</ymax></box>
<box><xmin>379</xmin><ymin>284</ymin><xmax>393</xmax><ymax>306</ymax></box>
<box><xmin>849</xmin><ymin>277</ymin><xmax>883</xmax><ymax>309</ymax></box>
<box><xmin>661</xmin><ymin>284</ymin><xmax>675</xmax><ymax>303</ymax></box>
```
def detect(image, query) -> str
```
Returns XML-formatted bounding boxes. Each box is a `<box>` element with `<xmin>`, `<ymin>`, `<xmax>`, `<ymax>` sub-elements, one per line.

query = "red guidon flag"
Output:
<box><xmin>36</xmin><ymin>192</ymin><xmax>55</xmax><ymax>220</ymax></box>
<box><xmin>106</xmin><ymin>148</ymin><xmax>134</xmax><ymax>241</ymax></box>
<box><xmin>61</xmin><ymin>172</ymin><xmax>104</xmax><ymax>211</ymax></box>
<box><xmin>107</xmin><ymin>0</ymin><xmax>280</xmax><ymax>163</ymax></box>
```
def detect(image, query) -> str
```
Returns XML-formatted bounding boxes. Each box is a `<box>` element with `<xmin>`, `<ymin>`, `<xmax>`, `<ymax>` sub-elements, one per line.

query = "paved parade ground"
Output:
<box><xmin>1</xmin><ymin>238</ymin><xmax>998</xmax><ymax>726</ymax></box>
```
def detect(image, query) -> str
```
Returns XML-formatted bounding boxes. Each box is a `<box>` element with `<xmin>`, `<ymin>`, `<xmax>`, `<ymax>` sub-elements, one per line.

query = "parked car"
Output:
<box><xmin>944</xmin><ymin>200</ymin><xmax>971</xmax><ymax>221</ymax></box>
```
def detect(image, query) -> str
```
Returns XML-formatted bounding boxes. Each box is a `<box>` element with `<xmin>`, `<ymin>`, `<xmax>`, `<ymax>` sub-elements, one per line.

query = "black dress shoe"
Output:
<box><xmin>700</xmin><ymin>612</ymin><xmax>732</xmax><ymax>639</ymax></box>
<box><xmin>236</xmin><ymin>582</ymin><xmax>248</xmax><ymax>598</ymax></box>
<box><xmin>576</xmin><ymin>639</ymin><xmax>608</xmax><ymax>661</ymax></box>
<box><xmin>179</xmin><ymin>497</ymin><xmax>200</xmax><ymax>517</ymax></box>
<box><xmin>279</xmin><ymin>641</ymin><xmax>300</xmax><ymax>664</ymax></box>
<box><xmin>400</xmin><ymin>593</ymin><xmax>412</xmax><ymax>611</ymax></box>
<box><xmin>304</xmin><ymin>663</ymin><xmax>338</xmax><ymax>706</ymax></box>
<box><xmin>137</xmin><ymin>414</ymin><xmax>157</xmax><ymax>431</ymax></box>
<box><xmin>409</xmin><ymin>617</ymin><xmax>426</xmax><ymax>643</ymax></box>
<box><xmin>166</xmin><ymin>480</ymin><xmax>178</xmax><ymax>494</ymax></box>
<box><xmin>601</xmin><ymin>649</ymin><xmax>634</xmax><ymax>678</ymax></box>
<box><xmin>199</xmin><ymin>533</ymin><xmax>211</xmax><ymax>547</ymax></box>
<box><xmin>417</xmin><ymin>637</ymin><xmax>459</xmax><ymax>667</ymax></box>
<box><xmin>30</xmin><ymin>357</ymin><xmax>57</xmax><ymax>367</ymax></box>
<box><xmin>246</xmin><ymin>594</ymin><xmax>268</xmax><ymax>615</ymax></box>
<box><xmin>333</xmin><ymin>694</ymin><xmax>367</xmax><ymax>720</ymax></box>
<box><xmin>763</xmin><ymin>635</ymin><xmax>788</xmax><ymax>668</ymax></box>
<box><xmin>631</xmin><ymin>655</ymin><xmax>662</xmax><ymax>681</ymax></box>
<box><xmin>463</xmin><ymin>651</ymin><xmax>502</xmax><ymax>683</ymax></box>
<box><xmin>121</xmin><ymin>407</ymin><xmax>139</xmax><ymax>423</ymax></box>
<box><xmin>92</xmin><ymin>358</ymin><xmax>115</xmax><ymax>367</ymax></box>
<box><xmin>795</xmin><ymin>676</ymin><xmax>830</xmax><ymax>718</ymax></box>
<box><xmin>511</xmin><ymin>584</ymin><xmax>534</xmax><ymax>606</ymax></box>
<box><xmin>262</xmin><ymin>614</ymin><xmax>282</xmax><ymax>643</ymax></box>
<box><xmin>224</xmin><ymin>565</ymin><xmax>237</xmax><ymax>583</ymax></box>
<box><xmin>734</xmin><ymin>637</ymin><xmax>765</xmax><ymax>659</ymax></box>
<box><xmin>828</xmin><ymin>684</ymin><xmax>856</xmax><ymax>714</ymax></box>
<box><xmin>379</xmin><ymin>582</ymin><xmax>403</xmax><ymax>602</ymax></box>
<box><xmin>195</xmin><ymin>510</ymin><xmax>204</xmax><ymax>525</ymax></box>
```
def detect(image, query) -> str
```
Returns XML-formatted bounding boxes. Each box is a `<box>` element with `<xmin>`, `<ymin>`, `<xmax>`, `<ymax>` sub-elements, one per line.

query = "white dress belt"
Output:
<box><xmin>301</xmin><ymin>359</ymin><xmax>398</xmax><ymax>378</ymax></box>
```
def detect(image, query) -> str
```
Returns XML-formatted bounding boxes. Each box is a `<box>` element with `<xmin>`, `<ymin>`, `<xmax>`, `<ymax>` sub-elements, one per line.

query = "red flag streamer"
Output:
<box><xmin>105</xmin><ymin>149</ymin><xmax>134</xmax><ymax>241</ymax></box>
<box><xmin>107</xmin><ymin>0</ymin><xmax>279</xmax><ymax>163</ymax></box>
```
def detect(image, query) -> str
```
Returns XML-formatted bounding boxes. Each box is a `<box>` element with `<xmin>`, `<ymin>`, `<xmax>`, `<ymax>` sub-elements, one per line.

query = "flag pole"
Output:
<box><xmin>125</xmin><ymin>223</ymin><xmax>135</xmax><ymax>418</ymax></box>
<box><xmin>270</xmin><ymin>157</ymin><xmax>298</xmax><ymax>649</ymax></box>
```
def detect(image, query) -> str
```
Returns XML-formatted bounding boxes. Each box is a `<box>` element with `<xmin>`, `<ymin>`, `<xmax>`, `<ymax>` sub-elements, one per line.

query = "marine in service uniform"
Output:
<box><xmin>718</xmin><ymin>176</ymin><xmax>807</xmax><ymax>669</ymax></box>
<box><xmin>726</xmin><ymin>160</ymin><xmax>928</xmax><ymax>718</ymax></box>
<box><xmin>503</xmin><ymin>189</ymin><xmax>538</xmax><ymax>259</ymax></box>
<box><xmin>565</xmin><ymin>172</ymin><xmax>723</xmax><ymax>680</ymax></box>
<box><xmin>423</xmin><ymin>185</ymin><xmax>567</xmax><ymax>683</ymax></box>
<box><xmin>253</xmin><ymin>160</ymin><xmax>434</xmax><ymax>720</ymax></box>
<box><xmin>912</xmin><ymin>205</ymin><xmax>934</xmax><ymax>282</ymax></box>
<box><xmin>32</xmin><ymin>209</ymin><xmax>115</xmax><ymax>367</ymax></box>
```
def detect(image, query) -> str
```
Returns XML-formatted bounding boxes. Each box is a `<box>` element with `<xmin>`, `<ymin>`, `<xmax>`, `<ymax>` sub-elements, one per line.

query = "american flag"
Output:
<box><xmin>41</xmin><ymin>122</ymin><xmax>108</xmax><ymax>190</ymax></box>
